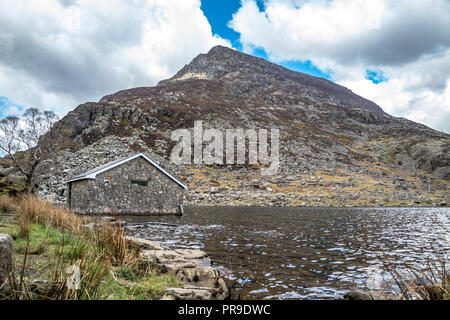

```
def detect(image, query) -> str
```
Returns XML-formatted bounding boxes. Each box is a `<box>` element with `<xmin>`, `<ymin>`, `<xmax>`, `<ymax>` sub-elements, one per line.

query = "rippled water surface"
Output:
<box><xmin>121</xmin><ymin>207</ymin><xmax>450</xmax><ymax>300</ymax></box>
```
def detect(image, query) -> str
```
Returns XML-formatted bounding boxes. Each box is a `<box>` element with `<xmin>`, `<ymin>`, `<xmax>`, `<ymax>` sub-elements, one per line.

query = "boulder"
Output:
<box><xmin>344</xmin><ymin>289</ymin><xmax>373</xmax><ymax>300</ymax></box>
<box><xmin>0</xmin><ymin>234</ymin><xmax>14</xmax><ymax>294</ymax></box>
<box><xmin>140</xmin><ymin>248</ymin><xmax>210</xmax><ymax>273</ymax></box>
<box><xmin>161</xmin><ymin>287</ymin><xmax>217</xmax><ymax>300</ymax></box>
<box><xmin>126</xmin><ymin>236</ymin><xmax>164</xmax><ymax>250</ymax></box>
<box><xmin>162</xmin><ymin>274</ymin><xmax>229</xmax><ymax>301</ymax></box>
<box><xmin>174</xmin><ymin>266</ymin><xmax>221</xmax><ymax>288</ymax></box>
<box><xmin>137</xmin><ymin>239</ymin><xmax>228</xmax><ymax>300</ymax></box>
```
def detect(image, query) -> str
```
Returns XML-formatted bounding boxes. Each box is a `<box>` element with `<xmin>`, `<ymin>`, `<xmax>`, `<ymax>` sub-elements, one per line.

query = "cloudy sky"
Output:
<box><xmin>1</xmin><ymin>0</ymin><xmax>449</xmax><ymax>133</ymax></box>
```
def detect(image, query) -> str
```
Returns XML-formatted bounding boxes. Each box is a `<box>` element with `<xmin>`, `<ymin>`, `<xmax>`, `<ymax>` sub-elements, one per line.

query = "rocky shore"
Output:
<box><xmin>85</xmin><ymin>216</ymin><xmax>229</xmax><ymax>300</ymax></box>
<box><xmin>185</xmin><ymin>189</ymin><xmax>448</xmax><ymax>208</ymax></box>
<box><xmin>0</xmin><ymin>206</ymin><xmax>229</xmax><ymax>301</ymax></box>
<box><xmin>126</xmin><ymin>236</ymin><xmax>229</xmax><ymax>300</ymax></box>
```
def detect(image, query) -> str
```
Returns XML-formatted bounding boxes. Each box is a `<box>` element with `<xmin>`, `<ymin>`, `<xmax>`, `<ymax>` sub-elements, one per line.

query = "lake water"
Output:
<box><xmin>121</xmin><ymin>207</ymin><xmax>450</xmax><ymax>300</ymax></box>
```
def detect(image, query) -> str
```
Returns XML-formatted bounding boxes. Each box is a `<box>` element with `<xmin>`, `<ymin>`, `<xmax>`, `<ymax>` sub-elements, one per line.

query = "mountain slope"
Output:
<box><xmin>158</xmin><ymin>45</ymin><xmax>384</xmax><ymax>113</ymax></box>
<box><xmin>13</xmin><ymin>45</ymin><xmax>449</xmax><ymax>207</ymax></box>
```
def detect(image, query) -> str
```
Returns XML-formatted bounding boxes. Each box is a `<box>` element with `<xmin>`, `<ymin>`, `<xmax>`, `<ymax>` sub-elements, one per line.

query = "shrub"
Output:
<box><xmin>115</xmin><ymin>267</ymin><xmax>137</xmax><ymax>282</ymax></box>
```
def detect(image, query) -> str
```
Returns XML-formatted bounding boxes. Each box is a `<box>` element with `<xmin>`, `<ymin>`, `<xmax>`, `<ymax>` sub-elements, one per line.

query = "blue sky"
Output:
<box><xmin>200</xmin><ymin>0</ymin><xmax>332</xmax><ymax>80</ymax></box>
<box><xmin>0</xmin><ymin>0</ymin><xmax>449</xmax><ymax>133</ymax></box>
<box><xmin>200</xmin><ymin>0</ymin><xmax>242</xmax><ymax>50</ymax></box>
<box><xmin>1</xmin><ymin>0</ymin><xmax>333</xmax><ymax>119</ymax></box>
<box><xmin>0</xmin><ymin>96</ymin><xmax>23</xmax><ymax>118</ymax></box>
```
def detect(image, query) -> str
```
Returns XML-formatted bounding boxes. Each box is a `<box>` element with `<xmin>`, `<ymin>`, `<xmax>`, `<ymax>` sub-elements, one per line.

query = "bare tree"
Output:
<box><xmin>0</xmin><ymin>108</ymin><xmax>58</xmax><ymax>192</ymax></box>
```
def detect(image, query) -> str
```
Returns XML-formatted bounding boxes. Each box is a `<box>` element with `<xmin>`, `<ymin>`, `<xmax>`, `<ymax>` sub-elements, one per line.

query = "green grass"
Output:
<box><xmin>385</xmin><ymin>149</ymin><xmax>397</xmax><ymax>164</ymax></box>
<box><xmin>100</xmin><ymin>271</ymin><xmax>180</xmax><ymax>300</ymax></box>
<box><xmin>0</xmin><ymin>214</ymin><xmax>181</xmax><ymax>300</ymax></box>
<box><xmin>1</xmin><ymin>221</ymin><xmax>80</xmax><ymax>260</ymax></box>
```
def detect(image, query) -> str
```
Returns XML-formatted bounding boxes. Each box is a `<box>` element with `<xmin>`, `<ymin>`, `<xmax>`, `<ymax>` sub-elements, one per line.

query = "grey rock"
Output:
<box><xmin>162</xmin><ymin>286</ymin><xmax>220</xmax><ymax>300</ymax></box>
<box><xmin>344</xmin><ymin>290</ymin><xmax>373</xmax><ymax>300</ymax></box>
<box><xmin>138</xmin><ymin>239</ymin><xmax>228</xmax><ymax>300</ymax></box>
<box><xmin>126</xmin><ymin>236</ymin><xmax>164</xmax><ymax>250</ymax></box>
<box><xmin>0</xmin><ymin>234</ymin><xmax>14</xmax><ymax>294</ymax></box>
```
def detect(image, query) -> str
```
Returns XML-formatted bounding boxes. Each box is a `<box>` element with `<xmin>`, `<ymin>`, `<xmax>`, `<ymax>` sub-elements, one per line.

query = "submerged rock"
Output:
<box><xmin>344</xmin><ymin>290</ymin><xmax>373</xmax><ymax>300</ymax></box>
<box><xmin>162</xmin><ymin>285</ymin><xmax>226</xmax><ymax>300</ymax></box>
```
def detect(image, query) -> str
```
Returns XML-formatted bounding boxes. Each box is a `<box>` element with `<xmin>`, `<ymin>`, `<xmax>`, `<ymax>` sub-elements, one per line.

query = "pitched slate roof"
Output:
<box><xmin>66</xmin><ymin>153</ymin><xmax>187</xmax><ymax>189</ymax></box>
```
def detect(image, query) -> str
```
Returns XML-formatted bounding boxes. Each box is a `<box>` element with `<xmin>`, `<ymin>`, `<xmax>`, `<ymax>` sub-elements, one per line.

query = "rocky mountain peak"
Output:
<box><xmin>3</xmin><ymin>45</ymin><xmax>448</xmax><ymax>207</ymax></box>
<box><xmin>159</xmin><ymin>45</ymin><xmax>384</xmax><ymax>114</ymax></box>
<box><xmin>158</xmin><ymin>45</ymin><xmax>252</xmax><ymax>83</ymax></box>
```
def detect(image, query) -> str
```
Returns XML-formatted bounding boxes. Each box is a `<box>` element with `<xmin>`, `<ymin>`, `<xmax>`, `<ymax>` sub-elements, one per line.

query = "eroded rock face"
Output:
<box><xmin>386</xmin><ymin>139</ymin><xmax>450</xmax><ymax>179</ymax></box>
<box><xmin>0</xmin><ymin>234</ymin><xmax>14</xmax><ymax>294</ymax></box>
<box><xmin>160</xmin><ymin>45</ymin><xmax>384</xmax><ymax>113</ymax></box>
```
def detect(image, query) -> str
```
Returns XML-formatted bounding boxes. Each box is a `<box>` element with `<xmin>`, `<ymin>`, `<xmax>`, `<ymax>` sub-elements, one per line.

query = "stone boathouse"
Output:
<box><xmin>66</xmin><ymin>153</ymin><xmax>187</xmax><ymax>215</ymax></box>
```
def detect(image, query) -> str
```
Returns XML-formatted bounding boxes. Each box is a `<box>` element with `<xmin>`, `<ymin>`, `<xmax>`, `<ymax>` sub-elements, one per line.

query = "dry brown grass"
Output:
<box><xmin>1</xmin><ymin>194</ymin><xmax>134</xmax><ymax>266</ymax></box>
<box><xmin>18</xmin><ymin>195</ymin><xmax>86</xmax><ymax>232</ymax></box>
<box><xmin>382</xmin><ymin>253</ymin><xmax>449</xmax><ymax>300</ymax></box>
<box><xmin>0</xmin><ymin>195</ymin><xmax>20</xmax><ymax>213</ymax></box>
<box><xmin>1</xmin><ymin>195</ymin><xmax>85</xmax><ymax>231</ymax></box>
<box><xmin>0</xmin><ymin>195</ymin><xmax>171</xmax><ymax>300</ymax></box>
<box><xmin>381</xmin><ymin>217</ymin><xmax>449</xmax><ymax>300</ymax></box>
<box><xmin>92</xmin><ymin>224</ymin><xmax>128</xmax><ymax>266</ymax></box>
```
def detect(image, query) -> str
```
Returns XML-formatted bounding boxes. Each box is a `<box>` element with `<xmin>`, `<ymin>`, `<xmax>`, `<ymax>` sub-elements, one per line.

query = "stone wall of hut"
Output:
<box><xmin>68</xmin><ymin>157</ymin><xmax>184</xmax><ymax>215</ymax></box>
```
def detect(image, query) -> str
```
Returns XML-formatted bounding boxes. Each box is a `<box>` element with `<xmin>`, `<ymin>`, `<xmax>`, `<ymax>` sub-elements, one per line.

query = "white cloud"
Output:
<box><xmin>0</xmin><ymin>0</ymin><xmax>229</xmax><ymax>118</ymax></box>
<box><xmin>230</xmin><ymin>0</ymin><xmax>450</xmax><ymax>133</ymax></box>
<box><xmin>0</xmin><ymin>96</ymin><xmax>22</xmax><ymax>117</ymax></box>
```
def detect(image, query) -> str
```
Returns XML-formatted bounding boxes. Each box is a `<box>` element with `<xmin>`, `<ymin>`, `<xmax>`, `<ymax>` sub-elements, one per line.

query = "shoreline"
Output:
<box><xmin>2</xmin><ymin>196</ymin><xmax>448</xmax><ymax>300</ymax></box>
<box><xmin>186</xmin><ymin>205</ymin><xmax>448</xmax><ymax>209</ymax></box>
<box><xmin>125</xmin><ymin>235</ymin><xmax>229</xmax><ymax>300</ymax></box>
<box><xmin>0</xmin><ymin>207</ymin><xmax>229</xmax><ymax>300</ymax></box>
<box><xmin>185</xmin><ymin>197</ymin><xmax>448</xmax><ymax>208</ymax></box>
<box><xmin>120</xmin><ymin>206</ymin><xmax>449</xmax><ymax>300</ymax></box>
<box><xmin>0</xmin><ymin>194</ymin><xmax>229</xmax><ymax>300</ymax></box>
<box><xmin>71</xmin><ymin>205</ymin><xmax>450</xmax><ymax>218</ymax></box>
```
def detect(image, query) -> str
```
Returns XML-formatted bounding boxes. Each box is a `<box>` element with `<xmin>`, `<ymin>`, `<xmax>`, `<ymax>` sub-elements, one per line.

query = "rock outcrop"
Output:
<box><xmin>0</xmin><ymin>234</ymin><xmax>14</xmax><ymax>295</ymax></box>
<box><xmin>127</xmin><ymin>236</ymin><xmax>229</xmax><ymax>300</ymax></box>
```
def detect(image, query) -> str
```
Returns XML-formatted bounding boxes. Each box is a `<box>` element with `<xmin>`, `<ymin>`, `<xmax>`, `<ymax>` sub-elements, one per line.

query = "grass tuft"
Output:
<box><xmin>0</xmin><ymin>195</ymin><xmax>179</xmax><ymax>300</ymax></box>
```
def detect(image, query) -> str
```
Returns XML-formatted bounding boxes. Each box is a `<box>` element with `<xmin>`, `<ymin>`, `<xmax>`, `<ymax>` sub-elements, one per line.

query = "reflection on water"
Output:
<box><xmin>121</xmin><ymin>207</ymin><xmax>450</xmax><ymax>300</ymax></box>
